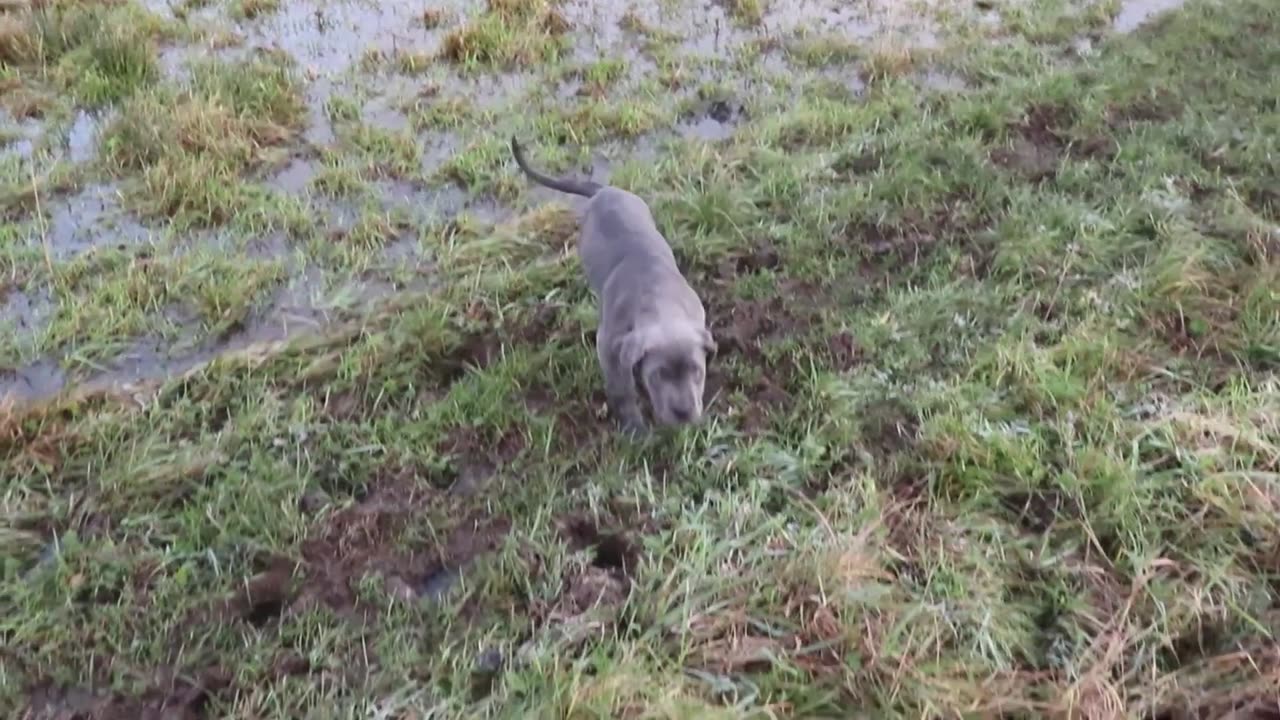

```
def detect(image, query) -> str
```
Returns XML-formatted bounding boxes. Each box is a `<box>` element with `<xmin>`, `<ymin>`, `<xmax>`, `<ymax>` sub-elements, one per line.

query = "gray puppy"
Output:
<box><xmin>510</xmin><ymin>137</ymin><xmax>716</xmax><ymax>434</ymax></box>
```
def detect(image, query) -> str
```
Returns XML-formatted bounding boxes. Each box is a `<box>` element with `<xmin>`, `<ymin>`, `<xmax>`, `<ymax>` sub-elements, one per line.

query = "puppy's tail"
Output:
<box><xmin>510</xmin><ymin>137</ymin><xmax>603</xmax><ymax>198</ymax></box>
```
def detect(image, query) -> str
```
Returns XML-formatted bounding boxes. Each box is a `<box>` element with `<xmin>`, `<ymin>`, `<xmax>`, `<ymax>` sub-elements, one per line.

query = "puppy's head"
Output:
<box><xmin>620</xmin><ymin>323</ymin><xmax>717</xmax><ymax>426</ymax></box>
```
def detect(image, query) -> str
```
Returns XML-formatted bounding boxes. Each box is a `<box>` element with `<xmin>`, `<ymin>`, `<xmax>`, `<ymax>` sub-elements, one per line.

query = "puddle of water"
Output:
<box><xmin>362</xmin><ymin>94</ymin><xmax>412</xmax><ymax>133</ymax></box>
<box><xmin>66</xmin><ymin>111</ymin><xmax>100</xmax><ymax>164</ymax></box>
<box><xmin>302</xmin><ymin>77</ymin><xmax>340</xmax><ymax>148</ymax></box>
<box><xmin>678</xmin><ymin>116</ymin><xmax>735</xmax><ymax>142</ymax></box>
<box><xmin>371</xmin><ymin>178</ymin><xmax>428</xmax><ymax>214</ymax></box>
<box><xmin>270</xmin><ymin>156</ymin><xmax>319</xmax><ymax>194</ymax></box>
<box><xmin>0</xmin><ymin>359</ymin><xmax>66</xmax><ymax>407</ymax></box>
<box><xmin>2</xmin><ymin>110</ymin><xmax>102</xmax><ymax>166</ymax></box>
<box><xmin>136</xmin><ymin>0</ymin><xmax>179</xmax><ymax>20</ymax></box>
<box><xmin>766</xmin><ymin>0</ymin><xmax>896</xmax><ymax>37</ymax></box>
<box><xmin>816</xmin><ymin>65</ymin><xmax>868</xmax><ymax>97</ymax></box>
<box><xmin>235</xmin><ymin>0</ymin><xmax>449</xmax><ymax>77</ymax></box>
<box><xmin>1</xmin><ymin>288</ymin><xmax>53</xmax><ymax>352</ymax></box>
<box><xmin>0</xmin><ymin>117</ymin><xmax>43</xmax><ymax>162</ymax></box>
<box><xmin>677</xmin><ymin>100</ymin><xmax>741</xmax><ymax>141</ymax></box>
<box><xmin>418</xmin><ymin>131</ymin><xmax>462</xmax><ymax>176</ymax></box>
<box><xmin>1112</xmin><ymin>0</ymin><xmax>1185</xmax><ymax>33</ymax></box>
<box><xmin>0</xmin><ymin>268</ymin><xmax>389</xmax><ymax>407</ymax></box>
<box><xmin>40</xmin><ymin>185</ymin><xmax>153</xmax><ymax>260</ymax></box>
<box><xmin>557</xmin><ymin>0</ymin><xmax>946</xmax><ymax>78</ymax></box>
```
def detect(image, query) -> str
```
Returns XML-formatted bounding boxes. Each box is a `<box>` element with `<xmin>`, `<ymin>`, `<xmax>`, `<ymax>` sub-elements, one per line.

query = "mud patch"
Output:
<box><xmin>432</xmin><ymin>423</ymin><xmax>528</xmax><ymax>495</ymax></box>
<box><xmin>560</xmin><ymin>514</ymin><xmax>643</xmax><ymax>575</ymax></box>
<box><xmin>514</xmin><ymin>514</ymin><xmax>644</xmax><ymax>666</ymax></box>
<box><xmin>824</xmin><ymin>330</ymin><xmax>861</xmax><ymax>371</ymax></box>
<box><xmin>990</xmin><ymin>103</ymin><xmax>1076</xmax><ymax>181</ymax></box>
<box><xmin>677</xmin><ymin>100</ymin><xmax>743</xmax><ymax>142</ymax></box>
<box><xmin>202</xmin><ymin>557</ymin><xmax>297</xmax><ymax>628</ymax></box>
<box><xmin>989</xmin><ymin>138</ymin><xmax>1059</xmax><ymax>181</ymax></box>
<box><xmin>710</xmin><ymin>286</ymin><xmax>821</xmax><ymax>360</ymax></box>
<box><xmin>23</xmin><ymin>666</ymin><xmax>233</xmax><ymax>720</ymax></box>
<box><xmin>40</xmin><ymin>184</ymin><xmax>153</xmax><ymax>260</ymax></box>
<box><xmin>295</xmin><ymin>466</ymin><xmax>511</xmax><ymax>613</ymax></box>
<box><xmin>701</xmin><ymin>276</ymin><xmax>830</xmax><ymax>433</ymax></box>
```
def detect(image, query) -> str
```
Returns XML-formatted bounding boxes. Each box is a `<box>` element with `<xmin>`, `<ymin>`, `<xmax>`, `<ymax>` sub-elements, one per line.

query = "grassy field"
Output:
<box><xmin>3</xmin><ymin>0</ymin><xmax>1280</xmax><ymax>716</ymax></box>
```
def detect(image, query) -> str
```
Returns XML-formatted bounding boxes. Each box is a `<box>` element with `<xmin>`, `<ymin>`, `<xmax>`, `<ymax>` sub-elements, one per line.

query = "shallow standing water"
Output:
<box><xmin>0</xmin><ymin>0</ymin><xmax>1192</xmax><ymax>406</ymax></box>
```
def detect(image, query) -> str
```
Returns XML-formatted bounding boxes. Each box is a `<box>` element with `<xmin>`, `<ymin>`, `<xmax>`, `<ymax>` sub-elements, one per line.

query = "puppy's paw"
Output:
<box><xmin>618</xmin><ymin>414</ymin><xmax>649</xmax><ymax>438</ymax></box>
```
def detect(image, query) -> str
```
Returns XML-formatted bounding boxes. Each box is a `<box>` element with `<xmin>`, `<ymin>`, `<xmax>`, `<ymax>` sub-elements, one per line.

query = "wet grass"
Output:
<box><xmin>100</xmin><ymin>54</ymin><xmax>305</xmax><ymax>228</ymax></box>
<box><xmin>440</xmin><ymin>0</ymin><xmax>571</xmax><ymax>69</ymax></box>
<box><xmin>4</xmin><ymin>0</ymin><xmax>1280</xmax><ymax>717</ymax></box>
<box><xmin>0</xmin><ymin>0</ymin><xmax>171</xmax><ymax>105</ymax></box>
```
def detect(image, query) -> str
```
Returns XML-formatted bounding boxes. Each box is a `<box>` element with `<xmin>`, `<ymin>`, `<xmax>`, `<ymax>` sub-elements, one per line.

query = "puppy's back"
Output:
<box><xmin>580</xmin><ymin>188</ymin><xmax>677</xmax><ymax>287</ymax></box>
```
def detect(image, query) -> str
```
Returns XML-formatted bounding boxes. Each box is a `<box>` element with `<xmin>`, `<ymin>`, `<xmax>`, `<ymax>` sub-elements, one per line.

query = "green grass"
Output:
<box><xmin>4</xmin><ymin>0</ymin><xmax>1280</xmax><ymax>717</ymax></box>
<box><xmin>100</xmin><ymin>55</ymin><xmax>304</xmax><ymax>228</ymax></box>
<box><xmin>0</xmin><ymin>0</ymin><xmax>170</xmax><ymax>105</ymax></box>
<box><xmin>721</xmin><ymin>0</ymin><xmax>767</xmax><ymax>26</ymax></box>
<box><xmin>439</xmin><ymin>0</ymin><xmax>571</xmax><ymax>69</ymax></box>
<box><xmin>228</xmin><ymin>0</ymin><xmax>282</xmax><ymax>20</ymax></box>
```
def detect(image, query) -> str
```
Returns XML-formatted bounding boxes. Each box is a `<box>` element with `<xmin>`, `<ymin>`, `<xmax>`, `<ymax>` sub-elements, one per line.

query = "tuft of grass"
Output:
<box><xmin>565</xmin><ymin>57</ymin><xmax>629</xmax><ymax>96</ymax></box>
<box><xmin>861</xmin><ymin>41</ymin><xmax>926</xmax><ymax>84</ymax></box>
<box><xmin>1</xmin><ymin>1</ymin><xmax>169</xmax><ymax>105</ymax></box>
<box><xmin>341</xmin><ymin>124</ymin><xmax>421</xmax><ymax>179</ymax></box>
<box><xmin>721</xmin><ymin>0</ymin><xmax>767</xmax><ymax>26</ymax></box>
<box><xmin>392</xmin><ymin>48</ymin><xmax>433</xmax><ymax>74</ymax></box>
<box><xmin>0</xmin><ymin>13</ymin><xmax>37</xmax><ymax>65</ymax></box>
<box><xmin>439</xmin><ymin>0</ymin><xmax>570</xmax><ymax>69</ymax></box>
<box><xmin>229</xmin><ymin>0</ymin><xmax>281</xmax><ymax>20</ymax></box>
<box><xmin>437</xmin><ymin>137</ymin><xmax>506</xmax><ymax>191</ymax></box>
<box><xmin>785</xmin><ymin>31</ymin><xmax>861</xmax><ymax>67</ymax></box>
<box><xmin>420</xmin><ymin>7</ymin><xmax>451</xmax><ymax>29</ymax></box>
<box><xmin>99</xmin><ymin>55</ymin><xmax>304</xmax><ymax>228</ymax></box>
<box><xmin>408</xmin><ymin>95</ymin><xmax>489</xmax><ymax>131</ymax></box>
<box><xmin>535</xmin><ymin>97</ymin><xmax>670</xmax><ymax>145</ymax></box>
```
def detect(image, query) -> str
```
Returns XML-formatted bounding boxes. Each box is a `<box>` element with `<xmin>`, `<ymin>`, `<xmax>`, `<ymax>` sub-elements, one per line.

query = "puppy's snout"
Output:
<box><xmin>672</xmin><ymin>406</ymin><xmax>694</xmax><ymax>423</ymax></box>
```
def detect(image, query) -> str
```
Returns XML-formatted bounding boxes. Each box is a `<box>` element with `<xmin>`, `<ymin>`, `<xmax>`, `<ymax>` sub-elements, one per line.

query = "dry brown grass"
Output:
<box><xmin>0</xmin><ymin>12</ymin><xmax>37</xmax><ymax>64</ymax></box>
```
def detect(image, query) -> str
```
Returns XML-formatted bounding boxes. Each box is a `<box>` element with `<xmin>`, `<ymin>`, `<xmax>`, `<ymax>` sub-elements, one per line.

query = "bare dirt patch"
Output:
<box><xmin>22</xmin><ymin>666</ymin><xmax>233</xmax><ymax>720</ymax></box>
<box><xmin>432</xmin><ymin>423</ymin><xmax>528</xmax><ymax>495</ymax></box>
<box><xmin>559</xmin><ymin>513</ymin><xmax>645</xmax><ymax>575</ymax></box>
<box><xmin>512</xmin><ymin>513</ymin><xmax>652</xmax><ymax>667</ymax></box>
<box><xmin>295</xmin><ymin>467</ymin><xmax>511</xmax><ymax>614</ymax></box>
<box><xmin>989</xmin><ymin>102</ymin><xmax>1076</xmax><ymax>181</ymax></box>
<box><xmin>702</xmin><ymin>280</ymin><xmax>826</xmax><ymax>434</ymax></box>
<box><xmin>839</xmin><ymin>193</ymin><xmax>994</xmax><ymax>279</ymax></box>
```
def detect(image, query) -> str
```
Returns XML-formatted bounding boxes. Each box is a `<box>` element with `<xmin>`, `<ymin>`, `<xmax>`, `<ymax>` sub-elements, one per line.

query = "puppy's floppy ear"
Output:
<box><xmin>616</xmin><ymin>326</ymin><xmax>655</xmax><ymax>372</ymax></box>
<box><xmin>699</xmin><ymin>327</ymin><xmax>718</xmax><ymax>359</ymax></box>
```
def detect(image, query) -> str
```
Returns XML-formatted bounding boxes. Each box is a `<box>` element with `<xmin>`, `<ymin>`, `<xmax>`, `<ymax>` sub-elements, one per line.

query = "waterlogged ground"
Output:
<box><xmin>2</xmin><ymin>0</ymin><xmax>1181</xmax><ymax>401</ymax></box>
<box><xmin>4</xmin><ymin>0</ymin><xmax>1280</xmax><ymax>717</ymax></box>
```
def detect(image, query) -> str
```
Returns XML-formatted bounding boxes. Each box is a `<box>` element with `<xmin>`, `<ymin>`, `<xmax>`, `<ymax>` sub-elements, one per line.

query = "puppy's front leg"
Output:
<box><xmin>598</xmin><ymin>330</ymin><xmax>647</xmax><ymax>435</ymax></box>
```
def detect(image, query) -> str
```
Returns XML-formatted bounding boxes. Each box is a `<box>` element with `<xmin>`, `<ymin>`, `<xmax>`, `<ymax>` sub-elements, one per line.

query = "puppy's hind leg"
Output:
<box><xmin>597</xmin><ymin>328</ymin><xmax>647</xmax><ymax>436</ymax></box>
